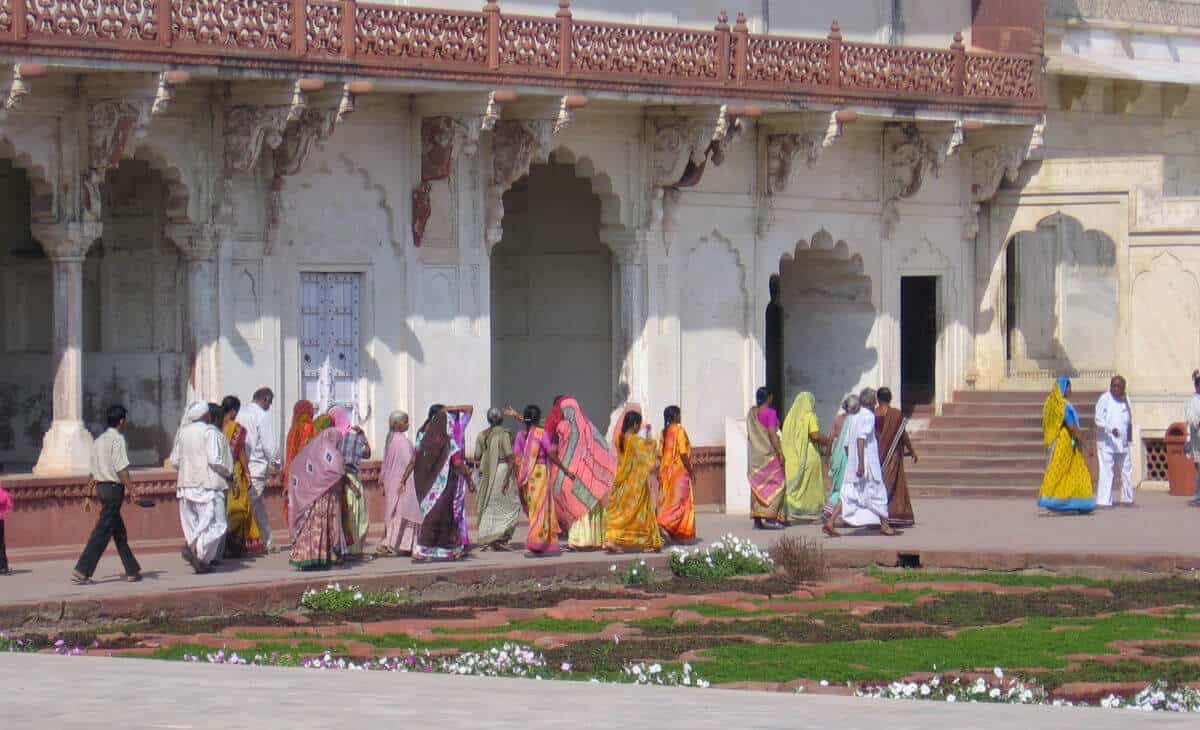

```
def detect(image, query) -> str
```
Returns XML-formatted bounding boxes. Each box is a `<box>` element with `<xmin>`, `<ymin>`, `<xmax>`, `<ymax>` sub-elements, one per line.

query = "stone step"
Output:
<box><xmin>905</xmin><ymin>467</ymin><xmax>1044</xmax><ymax>485</ymax></box>
<box><xmin>940</xmin><ymin>402</ymin><xmax>1096</xmax><ymax>417</ymax></box>
<box><xmin>925</xmin><ymin>415</ymin><xmax>1094</xmax><ymax>430</ymax></box>
<box><xmin>913</xmin><ymin>455</ymin><xmax>1046</xmax><ymax>470</ymax></box>
<box><xmin>952</xmin><ymin>390</ymin><xmax>1104</xmax><ymax>404</ymax></box>
<box><xmin>910</xmin><ymin>440</ymin><xmax>1045</xmax><ymax>456</ymax></box>
<box><xmin>909</xmin><ymin>483</ymin><xmax>1038</xmax><ymax>499</ymax></box>
<box><xmin>913</xmin><ymin>427</ymin><xmax>1045</xmax><ymax>442</ymax></box>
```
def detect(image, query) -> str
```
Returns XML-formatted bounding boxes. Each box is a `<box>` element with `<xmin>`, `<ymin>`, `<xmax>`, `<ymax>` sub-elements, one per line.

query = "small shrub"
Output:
<box><xmin>610</xmin><ymin>559</ymin><xmax>657</xmax><ymax>586</ymax></box>
<box><xmin>769</xmin><ymin>535</ymin><xmax>828</xmax><ymax>584</ymax></box>
<box><xmin>300</xmin><ymin>583</ymin><xmax>409</xmax><ymax>612</ymax></box>
<box><xmin>669</xmin><ymin>534</ymin><xmax>773</xmax><ymax>579</ymax></box>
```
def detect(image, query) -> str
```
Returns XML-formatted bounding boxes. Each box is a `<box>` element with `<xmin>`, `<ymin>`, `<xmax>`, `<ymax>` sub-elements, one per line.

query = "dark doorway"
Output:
<box><xmin>765</xmin><ymin>275</ymin><xmax>784</xmax><ymax>407</ymax></box>
<box><xmin>900</xmin><ymin>276</ymin><xmax>938</xmax><ymax>417</ymax></box>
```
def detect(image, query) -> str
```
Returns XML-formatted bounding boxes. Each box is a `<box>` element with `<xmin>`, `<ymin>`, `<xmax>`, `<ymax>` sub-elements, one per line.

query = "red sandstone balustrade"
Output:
<box><xmin>2</xmin><ymin>0</ymin><xmax>1042</xmax><ymax>112</ymax></box>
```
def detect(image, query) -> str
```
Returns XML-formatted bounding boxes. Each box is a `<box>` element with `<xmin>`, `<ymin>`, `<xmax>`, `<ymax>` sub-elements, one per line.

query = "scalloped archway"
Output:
<box><xmin>771</xmin><ymin>228</ymin><xmax>880</xmax><ymax>421</ymax></box>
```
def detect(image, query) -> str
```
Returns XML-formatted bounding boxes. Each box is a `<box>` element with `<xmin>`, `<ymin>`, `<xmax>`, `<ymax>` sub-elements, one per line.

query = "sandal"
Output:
<box><xmin>822</xmin><ymin>522</ymin><xmax>840</xmax><ymax>538</ymax></box>
<box><xmin>125</xmin><ymin>573</ymin><xmax>142</xmax><ymax>583</ymax></box>
<box><xmin>70</xmin><ymin>572</ymin><xmax>93</xmax><ymax>585</ymax></box>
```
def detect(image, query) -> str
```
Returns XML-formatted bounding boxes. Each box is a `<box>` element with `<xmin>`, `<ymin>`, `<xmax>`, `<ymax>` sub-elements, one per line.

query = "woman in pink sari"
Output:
<box><xmin>747</xmin><ymin>386</ymin><xmax>787</xmax><ymax>529</ymax></box>
<box><xmin>544</xmin><ymin>396</ymin><xmax>616</xmax><ymax>548</ymax></box>
<box><xmin>376</xmin><ymin>410</ymin><xmax>422</xmax><ymax>556</ymax></box>
<box><xmin>287</xmin><ymin>429</ymin><xmax>348</xmax><ymax>570</ymax></box>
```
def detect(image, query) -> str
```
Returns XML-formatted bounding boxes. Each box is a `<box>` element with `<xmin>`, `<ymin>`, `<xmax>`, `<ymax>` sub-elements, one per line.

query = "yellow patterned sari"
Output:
<box><xmin>1037</xmin><ymin>380</ymin><xmax>1095</xmax><ymax>512</ymax></box>
<box><xmin>604</xmin><ymin>433</ymin><xmax>663</xmax><ymax>551</ymax></box>
<box><xmin>224</xmin><ymin>420</ymin><xmax>263</xmax><ymax>555</ymax></box>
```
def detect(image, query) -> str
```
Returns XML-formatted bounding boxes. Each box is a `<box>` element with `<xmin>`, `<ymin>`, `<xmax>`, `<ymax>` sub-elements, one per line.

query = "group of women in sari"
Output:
<box><xmin>747</xmin><ymin>385</ymin><xmax>916</xmax><ymax>534</ymax></box>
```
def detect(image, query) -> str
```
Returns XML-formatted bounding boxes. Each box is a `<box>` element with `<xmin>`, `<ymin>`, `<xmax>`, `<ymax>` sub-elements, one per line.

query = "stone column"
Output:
<box><xmin>166</xmin><ymin>224</ymin><xmax>225</xmax><ymax>403</ymax></box>
<box><xmin>611</xmin><ymin>234</ymin><xmax>649</xmax><ymax>407</ymax></box>
<box><xmin>31</xmin><ymin>221</ymin><xmax>102</xmax><ymax>475</ymax></box>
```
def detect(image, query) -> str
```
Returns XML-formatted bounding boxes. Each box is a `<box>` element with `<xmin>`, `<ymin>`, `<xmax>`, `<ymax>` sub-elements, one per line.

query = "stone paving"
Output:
<box><xmin>1</xmin><ymin>492</ymin><xmax>1196</xmax><ymax>616</ymax></box>
<box><xmin>1</xmin><ymin>654</ymin><xmax>1193</xmax><ymax>729</ymax></box>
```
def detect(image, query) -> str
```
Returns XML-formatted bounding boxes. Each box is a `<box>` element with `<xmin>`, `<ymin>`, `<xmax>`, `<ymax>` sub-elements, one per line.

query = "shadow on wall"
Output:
<box><xmin>776</xmin><ymin>231</ymin><xmax>879</xmax><ymax>425</ymax></box>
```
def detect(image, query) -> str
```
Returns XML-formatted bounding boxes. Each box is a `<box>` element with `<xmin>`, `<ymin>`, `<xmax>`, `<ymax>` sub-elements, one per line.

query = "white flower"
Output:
<box><xmin>989</xmin><ymin>688</ymin><xmax>1001</xmax><ymax>699</ymax></box>
<box><xmin>993</xmin><ymin>667</ymin><xmax>1004</xmax><ymax>679</ymax></box>
<box><xmin>920</xmin><ymin>684</ymin><xmax>931</xmax><ymax>696</ymax></box>
<box><xmin>820</xmin><ymin>680</ymin><xmax>830</xmax><ymax>688</ymax></box>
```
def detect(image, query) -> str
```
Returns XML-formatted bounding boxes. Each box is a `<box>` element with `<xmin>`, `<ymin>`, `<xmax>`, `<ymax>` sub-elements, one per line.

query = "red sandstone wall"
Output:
<box><xmin>971</xmin><ymin>0</ymin><xmax>1044</xmax><ymax>53</ymax></box>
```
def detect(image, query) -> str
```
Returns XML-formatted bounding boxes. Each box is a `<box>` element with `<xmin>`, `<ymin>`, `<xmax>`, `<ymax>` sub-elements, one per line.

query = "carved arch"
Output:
<box><xmin>779</xmin><ymin>228</ymin><xmax>869</xmax><ymax>286</ymax></box>
<box><xmin>0</xmin><ymin>135</ymin><xmax>56</xmax><ymax>225</ymax></box>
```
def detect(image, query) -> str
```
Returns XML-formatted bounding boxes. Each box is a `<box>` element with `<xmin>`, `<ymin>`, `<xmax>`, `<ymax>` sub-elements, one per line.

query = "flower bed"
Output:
<box><xmin>668</xmin><ymin>534</ymin><xmax>774</xmax><ymax>579</ymax></box>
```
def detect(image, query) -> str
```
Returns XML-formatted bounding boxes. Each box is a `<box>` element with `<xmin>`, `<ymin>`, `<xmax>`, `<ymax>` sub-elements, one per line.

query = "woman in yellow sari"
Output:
<box><xmin>781</xmin><ymin>392</ymin><xmax>830</xmax><ymax>523</ymax></box>
<box><xmin>657</xmin><ymin>405</ymin><xmax>695</xmax><ymax>542</ymax></box>
<box><xmin>604</xmin><ymin>409</ymin><xmax>663</xmax><ymax>553</ymax></box>
<box><xmin>221</xmin><ymin>396</ymin><xmax>263</xmax><ymax>557</ymax></box>
<box><xmin>1038</xmin><ymin>377</ymin><xmax>1096</xmax><ymax>513</ymax></box>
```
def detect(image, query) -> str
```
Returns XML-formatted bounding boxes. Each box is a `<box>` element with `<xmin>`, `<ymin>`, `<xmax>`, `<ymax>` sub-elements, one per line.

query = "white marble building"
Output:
<box><xmin>0</xmin><ymin>0</ymin><xmax>1196</xmax><ymax>492</ymax></box>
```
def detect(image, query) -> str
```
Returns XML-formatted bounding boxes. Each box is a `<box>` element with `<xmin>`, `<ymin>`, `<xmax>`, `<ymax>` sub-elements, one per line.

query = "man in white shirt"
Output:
<box><xmin>237</xmin><ymin>387</ymin><xmax>280</xmax><ymax>551</ymax></box>
<box><xmin>831</xmin><ymin>388</ymin><xmax>897</xmax><ymax>536</ymax></box>
<box><xmin>1095</xmin><ymin>375</ymin><xmax>1134</xmax><ymax>507</ymax></box>
<box><xmin>71</xmin><ymin>405</ymin><xmax>142</xmax><ymax>584</ymax></box>
<box><xmin>171</xmin><ymin>401</ymin><xmax>232</xmax><ymax>573</ymax></box>
<box><xmin>1186</xmin><ymin>371</ymin><xmax>1200</xmax><ymax>505</ymax></box>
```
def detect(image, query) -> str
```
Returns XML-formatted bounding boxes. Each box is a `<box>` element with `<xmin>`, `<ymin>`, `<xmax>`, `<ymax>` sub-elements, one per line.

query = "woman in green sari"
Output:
<box><xmin>824</xmin><ymin>395</ymin><xmax>859</xmax><ymax>519</ymax></box>
<box><xmin>472</xmin><ymin>407</ymin><xmax>520</xmax><ymax>550</ymax></box>
<box><xmin>781</xmin><ymin>392</ymin><xmax>831</xmax><ymax>522</ymax></box>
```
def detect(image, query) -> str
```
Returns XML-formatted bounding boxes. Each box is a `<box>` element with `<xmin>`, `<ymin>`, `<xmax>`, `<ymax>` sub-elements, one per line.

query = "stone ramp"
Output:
<box><xmin>909</xmin><ymin>390</ymin><xmax>1101</xmax><ymax>498</ymax></box>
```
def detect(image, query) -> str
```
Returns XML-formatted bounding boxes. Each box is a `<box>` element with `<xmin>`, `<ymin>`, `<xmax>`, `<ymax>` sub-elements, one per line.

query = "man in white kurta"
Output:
<box><xmin>171</xmin><ymin>402</ymin><xmax>232</xmax><ymax>573</ymax></box>
<box><xmin>1095</xmin><ymin>376</ymin><xmax>1133</xmax><ymax>507</ymax></box>
<box><xmin>841</xmin><ymin>388</ymin><xmax>893</xmax><ymax>532</ymax></box>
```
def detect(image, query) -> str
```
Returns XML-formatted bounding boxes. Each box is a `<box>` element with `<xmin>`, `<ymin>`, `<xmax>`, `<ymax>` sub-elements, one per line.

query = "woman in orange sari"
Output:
<box><xmin>658</xmin><ymin>405</ymin><xmax>696</xmax><ymax>542</ymax></box>
<box><xmin>221</xmin><ymin>396</ymin><xmax>263</xmax><ymax>557</ymax></box>
<box><xmin>282</xmin><ymin>400</ymin><xmax>318</xmax><ymax>523</ymax></box>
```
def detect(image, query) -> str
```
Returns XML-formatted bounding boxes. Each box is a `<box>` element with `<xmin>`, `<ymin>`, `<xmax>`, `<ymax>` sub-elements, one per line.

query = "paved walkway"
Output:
<box><xmin>1</xmin><ymin>654</ymin><xmax>1191</xmax><ymax>729</ymax></box>
<box><xmin>2</xmin><ymin>492</ymin><xmax>1197</xmax><ymax>611</ymax></box>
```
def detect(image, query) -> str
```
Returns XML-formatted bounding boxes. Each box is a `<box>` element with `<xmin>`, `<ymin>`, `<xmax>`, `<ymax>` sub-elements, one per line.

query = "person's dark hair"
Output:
<box><xmin>420</xmin><ymin>403</ymin><xmax>445</xmax><ymax>435</ymax></box>
<box><xmin>662</xmin><ymin>405</ymin><xmax>681</xmax><ymax>443</ymax></box>
<box><xmin>523</xmin><ymin>404</ymin><xmax>541</xmax><ymax>428</ymax></box>
<box><xmin>755</xmin><ymin>386</ymin><xmax>771</xmax><ymax>406</ymax></box>
<box><xmin>220</xmin><ymin>395</ymin><xmax>241</xmax><ymax>422</ymax></box>
<box><xmin>105</xmin><ymin>404</ymin><xmax>127</xmax><ymax>429</ymax></box>
<box><xmin>252</xmin><ymin>387</ymin><xmax>274</xmax><ymax>403</ymax></box>
<box><xmin>619</xmin><ymin>410</ymin><xmax>642</xmax><ymax>453</ymax></box>
<box><xmin>207</xmin><ymin>402</ymin><xmax>222</xmax><ymax>425</ymax></box>
<box><xmin>877</xmin><ymin>387</ymin><xmax>893</xmax><ymax>405</ymax></box>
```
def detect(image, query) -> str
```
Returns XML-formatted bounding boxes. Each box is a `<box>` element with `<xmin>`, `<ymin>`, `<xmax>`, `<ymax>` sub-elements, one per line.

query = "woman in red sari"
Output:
<box><xmin>282</xmin><ymin>400</ymin><xmax>317</xmax><ymax>523</ymax></box>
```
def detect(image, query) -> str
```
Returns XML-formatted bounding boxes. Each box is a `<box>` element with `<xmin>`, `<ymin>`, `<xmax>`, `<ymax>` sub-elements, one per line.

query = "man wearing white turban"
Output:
<box><xmin>169</xmin><ymin>401</ymin><xmax>233</xmax><ymax>573</ymax></box>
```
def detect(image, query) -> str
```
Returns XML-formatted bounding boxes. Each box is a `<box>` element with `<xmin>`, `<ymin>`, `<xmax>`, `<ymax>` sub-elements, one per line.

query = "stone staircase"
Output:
<box><xmin>906</xmin><ymin>390</ymin><xmax>1100</xmax><ymax>498</ymax></box>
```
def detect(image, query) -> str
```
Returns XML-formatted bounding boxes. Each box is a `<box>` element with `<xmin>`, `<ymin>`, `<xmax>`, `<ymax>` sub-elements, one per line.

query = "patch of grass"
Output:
<box><xmin>651</xmin><ymin>576</ymin><xmax>800</xmax><ymax>597</ymax></box>
<box><xmin>334</xmin><ymin>633</ymin><xmax>512</xmax><ymax>653</ymax></box>
<box><xmin>112</xmin><ymin>614</ymin><xmax>297</xmax><ymax>635</ymax></box>
<box><xmin>669</xmin><ymin>603</ymin><xmax>770</xmax><ymax>619</ymax></box>
<box><xmin>542</xmin><ymin>637</ymin><xmax>750</xmax><ymax>674</ymax></box>
<box><xmin>133</xmin><ymin>640</ymin><xmax>341</xmax><ymax>662</ymax></box>
<box><xmin>804</xmin><ymin>589</ymin><xmax>934</xmax><ymax>605</ymax></box>
<box><xmin>1138</xmin><ymin>643</ymin><xmax>1200</xmax><ymax>659</ymax></box>
<box><xmin>867</xmin><ymin>568</ymin><xmax>1110</xmax><ymax>588</ymax></box>
<box><xmin>433</xmin><ymin>618</ymin><xmax>610</xmax><ymax>635</ymax></box>
<box><xmin>692</xmin><ymin>614</ymin><xmax>1200</xmax><ymax>685</ymax></box>
<box><xmin>1039</xmin><ymin>659</ymin><xmax>1200</xmax><ymax>687</ymax></box>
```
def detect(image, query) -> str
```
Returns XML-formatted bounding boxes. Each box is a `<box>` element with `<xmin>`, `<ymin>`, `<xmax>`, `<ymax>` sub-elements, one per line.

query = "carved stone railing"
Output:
<box><xmin>1</xmin><ymin>0</ymin><xmax>1043</xmax><ymax>112</ymax></box>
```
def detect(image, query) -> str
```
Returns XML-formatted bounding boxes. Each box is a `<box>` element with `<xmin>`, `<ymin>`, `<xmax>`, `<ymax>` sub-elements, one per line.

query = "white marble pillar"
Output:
<box><xmin>611</xmin><ymin>234</ymin><xmax>649</xmax><ymax>408</ymax></box>
<box><xmin>32</xmin><ymin>221</ymin><xmax>102</xmax><ymax>475</ymax></box>
<box><xmin>167</xmin><ymin>224</ymin><xmax>225</xmax><ymax>403</ymax></box>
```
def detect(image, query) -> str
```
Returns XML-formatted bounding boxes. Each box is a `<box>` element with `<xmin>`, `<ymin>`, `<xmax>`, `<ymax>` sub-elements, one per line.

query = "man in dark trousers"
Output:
<box><xmin>71</xmin><ymin>405</ymin><xmax>142</xmax><ymax>584</ymax></box>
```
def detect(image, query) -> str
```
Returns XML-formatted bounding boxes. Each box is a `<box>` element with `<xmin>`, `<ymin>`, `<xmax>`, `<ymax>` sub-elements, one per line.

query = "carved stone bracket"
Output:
<box><xmin>164</xmin><ymin>222</ymin><xmax>227</xmax><ymax>261</ymax></box>
<box><xmin>486</xmin><ymin>118</ymin><xmax>557</xmax><ymax>247</ymax></box>
<box><xmin>1</xmin><ymin>64</ymin><xmax>46</xmax><ymax>113</ymax></box>
<box><xmin>647</xmin><ymin>111</ymin><xmax>736</xmax><ymax>236</ymax></box>
<box><xmin>882</xmin><ymin>122</ymin><xmax>963</xmax><ymax>238</ymax></box>
<box><xmin>960</xmin><ymin>117</ymin><xmax>1046</xmax><ymax>239</ymax></box>
<box><xmin>412</xmin><ymin>116</ymin><xmax>455</xmax><ymax>247</ymax></box>
<box><xmin>150</xmin><ymin>70</ymin><xmax>192</xmax><ymax>116</ymax></box>
<box><xmin>31</xmin><ymin>220</ymin><xmax>103</xmax><ymax>261</ymax></box>
<box><xmin>267</xmin><ymin>108</ymin><xmax>337</xmax><ymax>241</ymax></box>
<box><xmin>758</xmin><ymin>110</ymin><xmax>852</xmax><ymax>235</ymax></box>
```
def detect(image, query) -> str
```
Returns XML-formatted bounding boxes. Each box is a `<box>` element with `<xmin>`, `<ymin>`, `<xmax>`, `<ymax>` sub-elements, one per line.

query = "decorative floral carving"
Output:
<box><xmin>224</xmin><ymin>105</ymin><xmax>290</xmax><ymax>174</ymax></box>
<box><xmin>572</xmin><ymin>22</ymin><xmax>720</xmax><ymax>80</ymax></box>
<box><xmin>268</xmin><ymin>108</ymin><xmax>335</xmax><ymax>228</ymax></box>
<box><xmin>486</xmin><ymin>118</ymin><xmax>555</xmax><ymax>246</ymax></box>
<box><xmin>745</xmin><ymin>36</ymin><xmax>830</xmax><ymax>87</ymax></box>
<box><xmin>171</xmin><ymin>0</ymin><xmax>293</xmax><ymax>51</ymax></box>
<box><xmin>306</xmin><ymin>1</ymin><xmax>344</xmax><ymax>57</ymax></box>
<box><xmin>882</xmin><ymin>123</ymin><xmax>943</xmax><ymax>237</ymax></box>
<box><xmin>964</xmin><ymin>54</ymin><xmax>1039</xmax><ymax>100</ymax></box>
<box><xmin>498</xmin><ymin>15</ymin><xmax>560</xmax><ymax>71</ymax></box>
<box><xmin>1</xmin><ymin>1</ymin><xmax>13</xmax><ymax>34</ymax></box>
<box><xmin>356</xmin><ymin>7</ymin><xmax>488</xmax><ymax>63</ymax></box>
<box><xmin>27</xmin><ymin>0</ymin><xmax>159</xmax><ymax>41</ymax></box>
<box><xmin>841</xmin><ymin>42</ymin><xmax>956</xmax><ymax>96</ymax></box>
